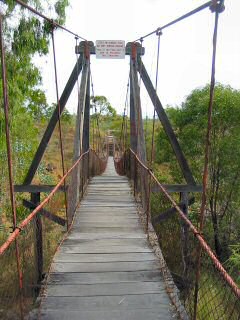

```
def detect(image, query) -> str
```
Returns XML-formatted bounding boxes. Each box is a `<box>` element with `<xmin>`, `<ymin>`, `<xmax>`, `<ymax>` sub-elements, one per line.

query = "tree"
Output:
<box><xmin>91</xmin><ymin>96</ymin><xmax>117</xmax><ymax>118</ymax></box>
<box><xmin>0</xmin><ymin>1</ymin><xmax>70</xmax><ymax>223</ymax></box>
<box><xmin>155</xmin><ymin>84</ymin><xmax>240</xmax><ymax>260</ymax></box>
<box><xmin>0</xmin><ymin>0</ymin><xmax>70</xmax><ymax>181</ymax></box>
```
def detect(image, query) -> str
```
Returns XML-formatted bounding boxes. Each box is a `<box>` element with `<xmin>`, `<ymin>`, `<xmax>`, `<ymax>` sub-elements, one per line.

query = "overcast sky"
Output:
<box><xmin>37</xmin><ymin>0</ymin><xmax>240</xmax><ymax>116</ymax></box>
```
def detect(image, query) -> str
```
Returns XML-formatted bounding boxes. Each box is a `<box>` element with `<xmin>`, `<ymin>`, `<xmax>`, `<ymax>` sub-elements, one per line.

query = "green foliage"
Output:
<box><xmin>155</xmin><ymin>84</ymin><xmax>240</xmax><ymax>262</ymax></box>
<box><xmin>44</xmin><ymin>103</ymin><xmax>72</xmax><ymax>123</ymax></box>
<box><xmin>55</xmin><ymin>0</ymin><xmax>69</xmax><ymax>25</ymax></box>
<box><xmin>90</xmin><ymin>96</ymin><xmax>122</xmax><ymax>140</ymax></box>
<box><xmin>91</xmin><ymin>96</ymin><xmax>117</xmax><ymax>118</ymax></box>
<box><xmin>0</xmin><ymin>0</ymin><xmax>70</xmax><ymax>225</ymax></box>
<box><xmin>226</xmin><ymin>244</ymin><xmax>240</xmax><ymax>285</ymax></box>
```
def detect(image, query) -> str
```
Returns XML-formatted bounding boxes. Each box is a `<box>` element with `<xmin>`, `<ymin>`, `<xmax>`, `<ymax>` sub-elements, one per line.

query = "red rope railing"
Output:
<box><xmin>0</xmin><ymin>149</ymin><xmax>108</xmax><ymax>256</ymax></box>
<box><xmin>128</xmin><ymin>148</ymin><xmax>240</xmax><ymax>299</ymax></box>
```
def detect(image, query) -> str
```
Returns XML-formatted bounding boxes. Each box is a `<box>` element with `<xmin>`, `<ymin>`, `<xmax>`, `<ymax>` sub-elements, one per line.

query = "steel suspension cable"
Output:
<box><xmin>119</xmin><ymin>79</ymin><xmax>130</xmax><ymax>153</ymax></box>
<box><xmin>134</xmin><ymin>1</ymin><xmax>213</xmax><ymax>42</ymax></box>
<box><xmin>74</xmin><ymin>37</ymin><xmax>82</xmax><ymax>157</ymax></box>
<box><xmin>14</xmin><ymin>0</ymin><xmax>87</xmax><ymax>40</ymax></box>
<box><xmin>146</xmin><ymin>30</ymin><xmax>162</xmax><ymax>235</ymax></box>
<box><xmin>90</xmin><ymin>71</ymin><xmax>101</xmax><ymax>155</ymax></box>
<box><xmin>134</xmin><ymin>40</ymin><xmax>144</xmax><ymax>157</ymax></box>
<box><xmin>89</xmin><ymin>70</ymin><xmax>95</xmax><ymax>150</ymax></box>
<box><xmin>51</xmin><ymin>27</ymin><xmax>69</xmax><ymax>228</ymax></box>
<box><xmin>124</xmin><ymin>80</ymin><xmax>130</xmax><ymax>151</ymax></box>
<box><xmin>125</xmin><ymin>79</ymin><xmax>130</xmax><ymax>151</ymax></box>
<box><xmin>150</xmin><ymin>29</ymin><xmax>162</xmax><ymax>165</ymax></box>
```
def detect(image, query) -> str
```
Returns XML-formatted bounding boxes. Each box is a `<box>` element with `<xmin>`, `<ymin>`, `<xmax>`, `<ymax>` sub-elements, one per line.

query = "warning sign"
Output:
<box><xmin>96</xmin><ymin>40</ymin><xmax>125</xmax><ymax>59</ymax></box>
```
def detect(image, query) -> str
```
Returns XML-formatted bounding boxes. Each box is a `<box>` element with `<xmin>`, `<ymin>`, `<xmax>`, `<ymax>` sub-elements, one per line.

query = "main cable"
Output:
<box><xmin>15</xmin><ymin>0</ymin><xmax>87</xmax><ymax>40</ymax></box>
<box><xmin>134</xmin><ymin>1</ymin><xmax>212</xmax><ymax>42</ymax></box>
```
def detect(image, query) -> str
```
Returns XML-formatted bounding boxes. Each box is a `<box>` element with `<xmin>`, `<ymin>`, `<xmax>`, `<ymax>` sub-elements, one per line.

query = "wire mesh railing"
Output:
<box><xmin>115</xmin><ymin>149</ymin><xmax>240</xmax><ymax>320</ymax></box>
<box><xmin>0</xmin><ymin>149</ymin><xmax>107</xmax><ymax>320</ymax></box>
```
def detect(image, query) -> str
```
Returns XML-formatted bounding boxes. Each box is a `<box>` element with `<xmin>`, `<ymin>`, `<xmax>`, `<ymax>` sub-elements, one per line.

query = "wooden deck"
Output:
<box><xmin>40</xmin><ymin>157</ymin><xmax>174</xmax><ymax>319</ymax></box>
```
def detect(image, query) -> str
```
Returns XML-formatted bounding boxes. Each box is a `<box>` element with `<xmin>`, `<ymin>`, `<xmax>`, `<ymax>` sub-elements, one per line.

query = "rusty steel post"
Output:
<box><xmin>0</xmin><ymin>13</ymin><xmax>24</xmax><ymax>319</ymax></box>
<box><xmin>193</xmin><ymin>4</ymin><xmax>223</xmax><ymax>318</ymax></box>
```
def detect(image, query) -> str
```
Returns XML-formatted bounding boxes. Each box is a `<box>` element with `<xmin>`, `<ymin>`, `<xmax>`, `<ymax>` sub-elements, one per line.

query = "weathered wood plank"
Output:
<box><xmin>51</xmin><ymin>261</ymin><xmax>160</xmax><ymax>273</ymax></box>
<box><xmin>40</xmin><ymin>308</ymin><xmax>172</xmax><ymax>320</ymax></box>
<box><xmin>75</xmin><ymin>216</ymin><xmax>139</xmax><ymax>222</ymax></box>
<box><xmin>53</xmin><ymin>252</ymin><xmax>156</xmax><ymax>263</ymax></box>
<box><xmin>64</xmin><ymin>233</ymin><xmax>146</xmax><ymax>240</ymax></box>
<box><xmin>64</xmin><ymin>238</ymin><xmax>146</xmax><ymax>246</ymax></box>
<box><xmin>59</xmin><ymin>245</ymin><xmax>152</xmax><ymax>254</ymax></box>
<box><xmin>46</xmin><ymin>281</ymin><xmax>165</xmax><ymax>297</ymax></box>
<box><xmin>41</xmin><ymin>157</ymin><xmax>174</xmax><ymax>319</ymax></box>
<box><xmin>41</xmin><ymin>293</ymin><xmax>170</xmax><ymax>310</ymax></box>
<box><xmin>48</xmin><ymin>271</ymin><xmax>162</xmax><ymax>284</ymax></box>
<box><xmin>72</xmin><ymin>221</ymin><xmax>140</xmax><ymax>228</ymax></box>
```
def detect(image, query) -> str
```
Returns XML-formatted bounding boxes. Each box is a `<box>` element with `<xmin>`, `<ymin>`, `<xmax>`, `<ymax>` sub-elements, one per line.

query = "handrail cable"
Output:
<box><xmin>129</xmin><ymin>148</ymin><xmax>240</xmax><ymax>300</ymax></box>
<box><xmin>0</xmin><ymin>150</ymin><xmax>90</xmax><ymax>255</ymax></box>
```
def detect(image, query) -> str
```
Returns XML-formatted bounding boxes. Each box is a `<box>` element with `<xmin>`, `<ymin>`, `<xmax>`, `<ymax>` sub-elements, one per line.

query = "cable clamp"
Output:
<box><xmin>10</xmin><ymin>226</ymin><xmax>22</xmax><ymax>233</ymax></box>
<box><xmin>210</xmin><ymin>0</ymin><xmax>225</xmax><ymax>13</ymax></box>
<box><xmin>194</xmin><ymin>231</ymin><xmax>204</xmax><ymax>238</ymax></box>
<box><xmin>156</xmin><ymin>28</ymin><xmax>163</xmax><ymax>36</ymax></box>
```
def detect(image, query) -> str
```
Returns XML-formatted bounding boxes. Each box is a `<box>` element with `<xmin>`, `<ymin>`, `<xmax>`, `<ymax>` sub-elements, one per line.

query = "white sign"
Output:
<box><xmin>96</xmin><ymin>40</ymin><xmax>125</xmax><ymax>59</ymax></box>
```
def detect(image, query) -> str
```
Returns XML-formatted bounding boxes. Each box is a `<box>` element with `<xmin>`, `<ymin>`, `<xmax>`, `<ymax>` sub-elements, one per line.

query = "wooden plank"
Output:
<box><xmin>40</xmin><ymin>308</ymin><xmax>172</xmax><ymax>320</ymax></box>
<box><xmin>79</xmin><ymin>203</ymin><xmax>136</xmax><ymax>207</ymax></box>
<box><xmin>41</xmin><ymin>294</ymin><xmax>170</xmax><ymax>310</ymax></box>
<box><xmin>41</xmin><ymin>158</ymin><xmax>175</xmax><ymax>319</ymax></box>
<box><xmin>76</xmin><ymin>214</ymin><xmax>138</xmax><ymax>219</ymax></box>
<box><xmin>71</xmin><ymin>227</ymin><xmax>143</xmax><ymax>233</ymax></box>
<box><xmin>53</xmin><ymin>253</ymin><xmax>156</xmax><ymax>263</ymax></box>
<box><xmin>46</xmin><ymin>282</ymin><xmax>165</xmax><ymax>297</ymax></box>
<box><xmin>59</xmin><ymin>246</ymin><xmax>152</xmax><ymax>254</ymax></box>
<box><xmin>63</xmin><ymin>233</ymin><xmax>146</xmax><ymax>240</ymax></box>
<box><xmin>61</xmin><ymin>238</ymin><xmax>150</xmax><ymax>248</ymax></box>
<box><xmin>74</xmin><ymin>217</ymin><xmax>139</xmax><ymax>223</ymax></box>
<box><xmin>72</xmin><ymin>221</ymin><xmax>140</xmax><ymax>228</ymax></box>
<box><xmin>51</xmin><ymin>261</ymin><xmax>160</xmax><ymax>273</ymax></box>
<box><xmin>48</xmin><ymin>271</ymin><xmax>162</xmax><ymax>284</ymax></box>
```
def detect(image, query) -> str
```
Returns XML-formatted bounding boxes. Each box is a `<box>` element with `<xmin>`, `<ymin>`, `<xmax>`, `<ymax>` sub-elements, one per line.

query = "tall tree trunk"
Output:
<box><xmin>210</xmin><ymin>197</ymin><xmax>222</xmax><ymax>260</ymax></box>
